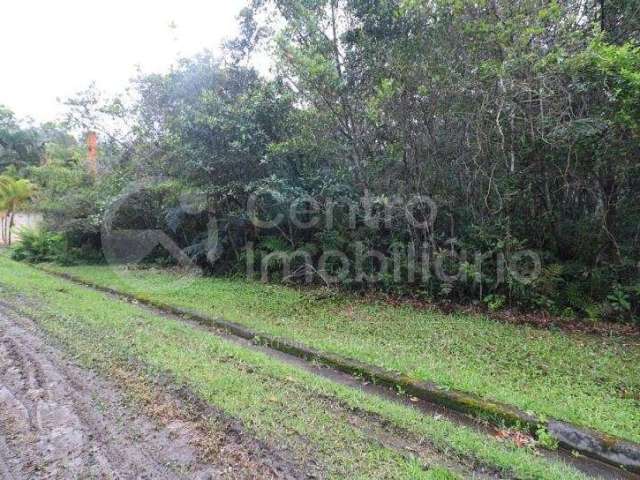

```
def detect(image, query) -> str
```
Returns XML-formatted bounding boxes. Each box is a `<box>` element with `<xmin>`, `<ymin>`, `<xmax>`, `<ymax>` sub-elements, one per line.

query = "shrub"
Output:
<box><xmin>10</xmin><ymin>227</ymin><xmax>68</xmax><ymax>264</ymax></box>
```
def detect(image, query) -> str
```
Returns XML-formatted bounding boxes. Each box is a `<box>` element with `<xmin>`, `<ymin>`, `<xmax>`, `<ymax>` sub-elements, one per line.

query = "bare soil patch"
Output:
<box><xmin>0</xmin><ymin>302</ymin><xmax>305</xmax><ymax>480</ymax></box>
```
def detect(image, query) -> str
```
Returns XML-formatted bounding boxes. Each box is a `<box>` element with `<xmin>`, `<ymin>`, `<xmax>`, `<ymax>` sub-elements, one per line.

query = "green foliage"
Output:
<box><xmin>10</xmin><ymin>228</ymin><xmax>67</xmax><ymax>263</ymax></box>
<box><xmin>7</xmin><ymin>0</ymin><xmax>640</xmax><ymax>324</ymax></box>
<box><xmin>423</xmin><ymin>466</ymin><xmax>460</xmax><ymax>480</ymax></box>
<box><xmin>584</xmin><ymin>303</ymin><xmax>604</xmax><ymax>323</ymax></box>
<box><xmin>608</xmin><ymin>286</ymin><xmax>631</xmax><ymax>311</ymax></box>
<box><xmin>0</xmin><ymin>175</ymin><xmax>35</xmax><ymax>210</ymax></box>
<box><xmin>483</xmin><ymin>294</ymin><xmax>506</xmax><ymax>312</ymax></box>
<box><xmin>0</xmin><ymin>175</ymin><xmax>36</xmax><ymax>245</ymax></box>
<box><xmin>536</xmin><ymin>426</ymin><xmax>560</xmax><ymax>451</ymax></box>
<box><xmin>0</xmin><ymin>106</ymin><xmax>42</xmax><ymax>173</ymax></box>
<box><xmin>568</xmin><ymin>39</ymin><xmax>640</xmax><ymax>131</ymax></box>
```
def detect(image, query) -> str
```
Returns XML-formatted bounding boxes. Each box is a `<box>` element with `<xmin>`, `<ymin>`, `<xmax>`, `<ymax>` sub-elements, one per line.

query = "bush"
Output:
<box><xmin>10</xmin><ymin>228</ymin><xmax>68</xmax><ymax>264</ymax></box>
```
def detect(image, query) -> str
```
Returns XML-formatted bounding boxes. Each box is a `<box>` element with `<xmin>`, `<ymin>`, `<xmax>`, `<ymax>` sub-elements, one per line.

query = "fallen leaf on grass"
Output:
<box><xmin>495</xmin><ymin>429</ymin><xmax>535</xmax><ymax>448</ymax></box>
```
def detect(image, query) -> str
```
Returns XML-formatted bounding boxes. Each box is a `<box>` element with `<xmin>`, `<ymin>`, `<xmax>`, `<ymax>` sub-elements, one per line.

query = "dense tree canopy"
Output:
<box><xmin>0</xmin><ymin>106</ymin><xmax>43</xmax><ymax>173</ymax></box>
<box><xmin>5</xmin><ymin>0</ymin><xmax>640</xmax><ymax>322</ymax></box>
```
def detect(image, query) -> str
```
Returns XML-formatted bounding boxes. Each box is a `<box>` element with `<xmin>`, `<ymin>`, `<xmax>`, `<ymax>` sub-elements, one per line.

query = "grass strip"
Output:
<box><xmin>0</xmin><ymin>256</ymin><xmax>592</xmax><ymax>479</ymax></box>
<box><xmin>41</xmin><ymin>263</ymin><xmax>640</xmax><ymax>445</ymax></box>
<box><xmin>36</xmin><ymin>264</ymin><xmax>640</xmax><ymax>473</ymax></box>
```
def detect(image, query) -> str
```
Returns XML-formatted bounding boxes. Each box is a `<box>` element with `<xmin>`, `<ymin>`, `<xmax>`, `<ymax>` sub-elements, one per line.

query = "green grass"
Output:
<box><xmin>43</xmin><ymin>262</ymin><xmax>640</xmax><ymax>444</ymax></box>
<box><xmin>0</xmin><ymin>257</ymin><xmax>590</xmax><ymax>479</ymax></box>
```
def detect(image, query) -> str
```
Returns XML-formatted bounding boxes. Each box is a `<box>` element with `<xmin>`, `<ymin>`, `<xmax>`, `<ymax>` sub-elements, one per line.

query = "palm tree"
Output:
<box><xmin>0</xmin><ymin>175</ymin><xmax>35</xmax><ymax>245</ymax></box>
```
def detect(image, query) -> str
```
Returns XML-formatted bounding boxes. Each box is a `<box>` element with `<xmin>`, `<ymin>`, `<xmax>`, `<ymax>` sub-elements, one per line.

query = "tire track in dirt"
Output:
<box><xmin>0</xmin><ymin>300</ymin><xmax>306</xmax><ymax>480</ymax></box>
<box><xmin>4</xmin><ymin>334</ymin><xmax>179</xmax><ymax>479</ymax></box>
<box><xmin>0</xmin><ymin>307</ymin><xmax>184</xmax><ymax>479</ymax></box>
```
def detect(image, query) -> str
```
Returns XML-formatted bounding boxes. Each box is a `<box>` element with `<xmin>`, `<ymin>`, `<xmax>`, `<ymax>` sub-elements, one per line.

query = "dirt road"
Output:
<box><xmin>0</xmin><ymin>301</ymin><xmax>301</xmax><ymax>480</ymax></box>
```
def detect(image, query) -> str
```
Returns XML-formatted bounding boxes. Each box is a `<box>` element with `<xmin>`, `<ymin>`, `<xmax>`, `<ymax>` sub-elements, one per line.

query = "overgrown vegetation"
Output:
<box><xmin>3</xmin><ymin>0</ymin><xmax>640</xmax><ymax>323</ymax></box>
<box><xmin>10</xmin><ymin>228</ymin><xmax>67</xmax><ymax>263</ymax></box>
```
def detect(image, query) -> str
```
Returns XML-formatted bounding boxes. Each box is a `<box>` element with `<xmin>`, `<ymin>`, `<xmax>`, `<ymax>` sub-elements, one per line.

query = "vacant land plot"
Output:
<box><xmin>0</xmin><ymin>257</ymin><xmax>599</xmax><ymax>479</ymax></box>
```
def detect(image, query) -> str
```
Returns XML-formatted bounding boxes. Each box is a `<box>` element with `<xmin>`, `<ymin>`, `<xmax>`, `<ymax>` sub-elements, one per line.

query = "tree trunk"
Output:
<box><xmin>600</xmin><ymin>175</ymin><xmax>621</xmax><ymax>262</ymax></box>
<box><xmin>1</xmin><ymin>215</ymin><xmax>7</xmax><ymax>245</ymax></box>
<box><xmin>6</xmin><ymin>211</ymin><xmax>15</xmax><ymax>246</ymax></box>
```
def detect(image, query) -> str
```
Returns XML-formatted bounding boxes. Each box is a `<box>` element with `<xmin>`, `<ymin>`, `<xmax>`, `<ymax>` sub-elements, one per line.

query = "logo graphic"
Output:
<box><xmin>101</xmin><ymin>181</ymin><xmax>217</xmax><ymax>292</ymax></box>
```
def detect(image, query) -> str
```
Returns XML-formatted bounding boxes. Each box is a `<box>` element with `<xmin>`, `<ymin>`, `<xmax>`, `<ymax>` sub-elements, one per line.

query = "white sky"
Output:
<box><xmin>0</xmin><ymin>0</ymin><xmax>249</xmax><ymax>123</ymax></box>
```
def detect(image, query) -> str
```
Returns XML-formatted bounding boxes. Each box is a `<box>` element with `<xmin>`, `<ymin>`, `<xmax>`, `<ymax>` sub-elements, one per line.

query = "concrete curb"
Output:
<box><xmin>36</xmin><ymin>265</ymin><xmax>640</xmax><ymax>474</ymax></box>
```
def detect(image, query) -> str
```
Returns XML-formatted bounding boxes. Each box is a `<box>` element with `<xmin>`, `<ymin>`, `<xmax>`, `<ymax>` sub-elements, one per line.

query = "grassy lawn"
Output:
<box><xmin>42</xmin><ymin>262</ymin><xmax>640</xmax><ymax>444</ymax></box>
<box><xmin>0</xmin><ymin>256</ymin><xmax>592</xmax><ymax>479</ymax></box>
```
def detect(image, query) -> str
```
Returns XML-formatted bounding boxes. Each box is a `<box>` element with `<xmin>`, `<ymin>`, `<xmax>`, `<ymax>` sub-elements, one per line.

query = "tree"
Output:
<box><xmin>11</xmin><ymin>0</ymin><xmax>639</xmax><ymax>318</ymax></box>
<box><xmin>0</xmin><ymin>106</ymin><xmax>43</xmax><ymax>173</ymax></box>
<box><xmin>0</xmin><ymin>176</ymin><xmax>36</xmax><ymax>245</ymax></box>
<box><xmin>132</xmin><ymin>54</ymin><xmax>294</xmax><ymax>189</ymax></box>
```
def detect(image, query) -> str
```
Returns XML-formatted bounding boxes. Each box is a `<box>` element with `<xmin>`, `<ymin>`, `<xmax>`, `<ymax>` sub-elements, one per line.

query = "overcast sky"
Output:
<box><xmin>0</xmin><ymin>0</ymin><xmax>248</xmax><ymax>123</ymax></box>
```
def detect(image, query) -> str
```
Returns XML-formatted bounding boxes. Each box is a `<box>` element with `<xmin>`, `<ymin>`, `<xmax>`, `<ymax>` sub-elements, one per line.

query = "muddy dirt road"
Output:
<box><xmin>0</xmin><ymin>302</ymin><xmax>301</xmax><ymax>480</ymax></box>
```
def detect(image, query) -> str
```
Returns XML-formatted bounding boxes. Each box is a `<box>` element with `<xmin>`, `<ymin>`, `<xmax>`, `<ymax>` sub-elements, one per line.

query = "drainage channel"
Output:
<box><xmin>36</xmin><ymin>268</ymin><xmax>639</xmax><ymax>479</ymax></box>
<box><xmin>230</xmin><ymin>333</ymin><xmax>636</xmax><ymax>480</ymax></box>
<box><xmin>34</xmin><ymin>266</ymin><xmax>639</xmax><ymax>480</ymax></box>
